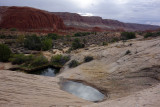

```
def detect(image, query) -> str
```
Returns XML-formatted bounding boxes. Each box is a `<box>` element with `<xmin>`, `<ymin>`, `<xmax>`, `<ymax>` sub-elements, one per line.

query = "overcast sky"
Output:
<box><xmin>0</xmin><ymin>0</ymin><xmax>160</xmax><ymax>25</ymax></box>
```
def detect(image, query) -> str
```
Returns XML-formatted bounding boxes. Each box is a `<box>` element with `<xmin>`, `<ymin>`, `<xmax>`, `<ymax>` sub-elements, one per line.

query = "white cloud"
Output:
<box><xmin>78</xmin><ymin>13</ymin><xmax>94</xmax><ymax>16</ymax></box>
<box><xmin>69</xmin><ymin>0</ymin><xmax>99</xmax><ymax>9</ymax></box>
<box><xmin>146</xmin><ymin>21</ymin><xmax>160</xmax><ymax>26</ymax></box>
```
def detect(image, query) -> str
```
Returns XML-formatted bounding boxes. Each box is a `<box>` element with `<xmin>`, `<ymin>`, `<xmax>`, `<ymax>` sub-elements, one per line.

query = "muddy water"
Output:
<box><xmin>61</xmin><ymin>81</ymin><xmax>105</xmax><ymax>102</ymax></box>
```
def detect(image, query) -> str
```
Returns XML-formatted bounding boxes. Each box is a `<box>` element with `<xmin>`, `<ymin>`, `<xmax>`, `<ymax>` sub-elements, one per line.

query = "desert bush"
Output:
<box><xmin>31</xmin><ymin>55</ymin><xmax>48</xmax><ymax>67</ymax></box>
<box><xmin>156</xmin><ymin>32</ymin><xmax>160</xmax><ymax>36</ymax></box>
<box><xmin>51</xmin><ymin>54</ymin><xmax>70</xmax><ymax>66</ymax></box>
<box><xmin>102</xmin><ymin>42</ymin><xmax>108</xmax><ymax>46</ymax></box>
<box><xmin>69</xmin><ymin>60</ymin><xmax>79</xmax><ymax>68</ymax></box>
<box><xmin>10</xmin><ymin>28</ymin><xmax>17</xmax><ymax>31</ymax></box>
<box><xmin>9</xmin><ymin>54</ymin><xmax>48</xmax><ymax>67</ymax></box>
<box><xmin>9</xmin><ymin>54</ymin><xmax>34</xmax><ymax>65</ymax></box>
<box><xmin>144</xmin><ymin>32</ymin><xmax>154</xmax><ymax>38</ymax></box>
<box><xmin>110</xmin><ymin>37</ymin><xmax>119</xmax><ymax>43</ymax></box>
<box><xmin>66</xmin><ymin>35</ymin><xmax>71</xmax><ymax>41</ymax></box>
<box><xmin>47</xmin><ymin>33</ymin><xmax>58</xmax><ymax>40</ymax></box>
<box><xmin>10</xmin><ymin>54</ymin><xmax>26</xmax><ymax>64</ymax></box>
<box><xmin>74</xmin><ymin>32</ymin><xmax>91</xmax><ymax>37</ymax></box>
<box><xmin>125</xmin><ymin>50</ymin><xmax>131</xmax><ymax>55</ymax></box>
<box><xmin>0</xmin><ymin>34</ymin><xmax>5</xmax><ymax>39</ymax></box>
<box><xmin>84</xmin><ymin>56</ymin><xmax>94</xmax><ymax>62</ymax></box>
<box><xmin>83</xmin><ymin>38</ymin><xmax>87</xmax><ymax>44</ymax></box>
<box><xmin>41</xmin><ymin>38</ymin><xmax>52</xmax><ymax>51</ymax></box>
<box><xmin>71</xmin><ymin>38</ymin><xmax>85</xmax><ymax>50</ymax></box>
<box><xmin>24</xmin><ymin>34</ymin><xmax>53</xmax><ymax>51</ymax></box>
<box><xmin>0</xmin><ymin>44</ymin><xmax>12</xmax><ymax>62</ymax></box>
<box><xmin>144</xmin><ymin>32</ymin><xmax>160</xmax><ymax>38</ymax></box>
<box><xmin>121</xmin><ymin>32</ymin><xmax>136</xmax><ymax>40</ymax></box>
<box><xmin>16</xmin><ymin>35</ymin><xmax>25</xmax><ymax>45</ymax></box>
<box><xmin>24</xmin><ymin>34</ymin><xmax>42</xmax><ymax>51</ymax></box>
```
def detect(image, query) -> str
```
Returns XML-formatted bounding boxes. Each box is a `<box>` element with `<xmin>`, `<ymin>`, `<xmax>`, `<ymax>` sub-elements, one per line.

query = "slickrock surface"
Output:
<box><xmin>0</xmin><ymin>70</ymin><xmax>91</xmax><ymax>107</ymax></box>
<box><xmin>59</xmin><ymin>36</ymin><xmax>160</xmax><ymax>101</ymax></box>
<box><xmin>1</xmin><ymin>37</ymin><xmax>160</xmax><ymax>107</ymax></box>
<box><xmin>84</xmin><ymin>83</ymin><xmax>160</xmax><ymax>107</ymax></box>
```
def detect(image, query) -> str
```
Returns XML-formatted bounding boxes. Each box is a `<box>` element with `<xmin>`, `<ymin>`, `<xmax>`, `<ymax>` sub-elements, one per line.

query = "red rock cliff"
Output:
<box><xmin>0</xmin><ymin>6</ymin><xmax>65</xmax><ymax>31</ymax></box>
<box><xmin>53</xmin><ymin>12</ymin><xmax>160</xmax><ymax>31</ymax></box>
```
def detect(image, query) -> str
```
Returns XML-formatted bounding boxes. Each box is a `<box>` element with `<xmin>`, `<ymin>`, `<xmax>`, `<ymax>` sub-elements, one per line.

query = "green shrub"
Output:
<box><xmin>102</xmin><ymin>42</ymin><xmax>108</xmax><ymax>46</ymax></box>
<box><xmin>51</xmin><ymin>54</ymin><xmax>70</xmax><ymax>66</ymax></box>
<box><xmin>9</xmin><ymin>54</ymin><xmax>48</xmax><ymax>67</ymax></box>
<box><xmin>144</xmin><ymin>32</ymin><xmax>154</xmax><ymax>38</ymax></box>
<box><xmin>143</xmin><ymin>32</ymin><xmax>160</xmax><ymax>38</ymax></box>
<box><xmin>10</xmin><ymin>28</ymin><xmax>17</xmax><ymax>31</ymax></box>
<box><xmin>74</xmin><ymin>32</ymin><xmax>90</xmax><ymax>37</ymax></box>
<box><xmin>69</xmin><ymin>60</ymin><xmax>79</xmax><ymax>68</ymax></box>
<box><xmin>83</xmin><ymin>38</ymin><xmax>87</xmax><ymax>44</ymax></box>
<box><xmin>47</xmin><ymin>33</ymin><xmax>58</xmax><ymax>40</ymax></box>
<box><xmin>125</xmin><ymin>50</ymin><xmax>131</xmax><ymax>55</ymax></box>
<box><xmin>0</xmin><ymin>34</ymin><xmax>5</xmax><ymax>39</ymax></box>
<box><xmin>41</xmin><ymin>38</ymin><xmax>52</xmax><ymax>51</ymax></box>
<box><xmin>156</xmin><ymin>32</ymin><xmax>160</xmax><ymax>36</ymax></box>
<box><xmin>24</xmin><ymin>34</ymin><xmax>42</xmax><ymax>51</ymax></box>
<box><xmin>16</xmin><ymin>35</ymin><xmax>25</xmax><ymax>45</ymax></box>
<box><xmin>84</xmin><ymin>56</ymin><xmax>94</xmax><ymax>62</ymax></box>
<box><xmin>9</xmin><ymin>54</ymin><xmax>34</xmax><ymax>65</ymax></box>
<box><xmin>110</xmin><ymin>37</ymin><xmax>119</xmax><ymax>43</ymax></box>
<box><xmin>10</xmin><ymin>54</ymin><xmax>26</xmax><ymax>64</ymax></box>
<box><xmin>71</xmin><ymin>38</ymin><xmax>85</xmax><ymax>50</ymax></box>
<box><xmin>0</xmin><ymin>44</ymin><xmax>12</xmax><ymax>62</ymax></box>
<box><xmin>121</xmin><ymin>32</ymin><xmax>136</xmax><ymax>40</ymax></box>
<box><xmin>66</xmin><ymin>35</ymin><xmax>71</xmax><ymax>41</ymax></box>
<box><xmin>24</xmin><ymin>34</ymin><xmax>53</xmax><ymax>51</ymax></box>
<box><xmin>31</xmin><ymin>55</ymin><xmax>48</xmax><ymax>67</ymax></box>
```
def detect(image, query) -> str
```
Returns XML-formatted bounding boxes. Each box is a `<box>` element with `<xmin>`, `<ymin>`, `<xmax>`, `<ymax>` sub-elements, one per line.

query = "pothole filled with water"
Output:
<box><xmin>28</xmin><ymin>67</ymin><xmax>60</xmax><ymax>77</ymax></box>
<box><xmin>61</xmin><ymin>80</ymin><xmax>105</xmax><ymax>102</ymax></box>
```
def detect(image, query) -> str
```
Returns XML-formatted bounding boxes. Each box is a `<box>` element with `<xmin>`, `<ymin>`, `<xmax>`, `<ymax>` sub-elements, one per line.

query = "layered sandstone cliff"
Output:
<box><xmin>0</xmin><ymin>6</ymin><xmax>65</xmax><ymax>31</ymax></box>
<box><xmin>53</xmin><ymin>12</ymin><xmax>160</xmax><ymax>31</ymax></box>
<box><xmin>0</xmin><ymin>6</ymin><xmax>159</xmax><ymax>32</ymax></box>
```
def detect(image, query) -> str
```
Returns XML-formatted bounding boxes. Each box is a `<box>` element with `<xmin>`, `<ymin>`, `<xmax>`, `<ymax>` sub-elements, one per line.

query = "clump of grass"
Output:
<box><xmin>69</xmin><ymin>60</ymin><xmax>80</xmax><ymax>68</ymax></box>
<box><xmin>84</xmin><ymin>56</ymin><xmax>94</xmax><ymax>62</ymax></box>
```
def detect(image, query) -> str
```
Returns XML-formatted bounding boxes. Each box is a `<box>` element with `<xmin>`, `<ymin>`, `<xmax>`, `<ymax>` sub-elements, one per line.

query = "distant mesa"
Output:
<box><xmin>53</xmin><ymin>12</ymin><xmax>160</xmax><ymax>31</ymax></box>
<box><xmin>0</xmin><ymin>6</ymin><xmax>159</xmax><ymax>32</ymax></box>
<box><xmin>0</xmin><ymin>6</ymin><xmax>65</xmax><ymax>31</ymax></box>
